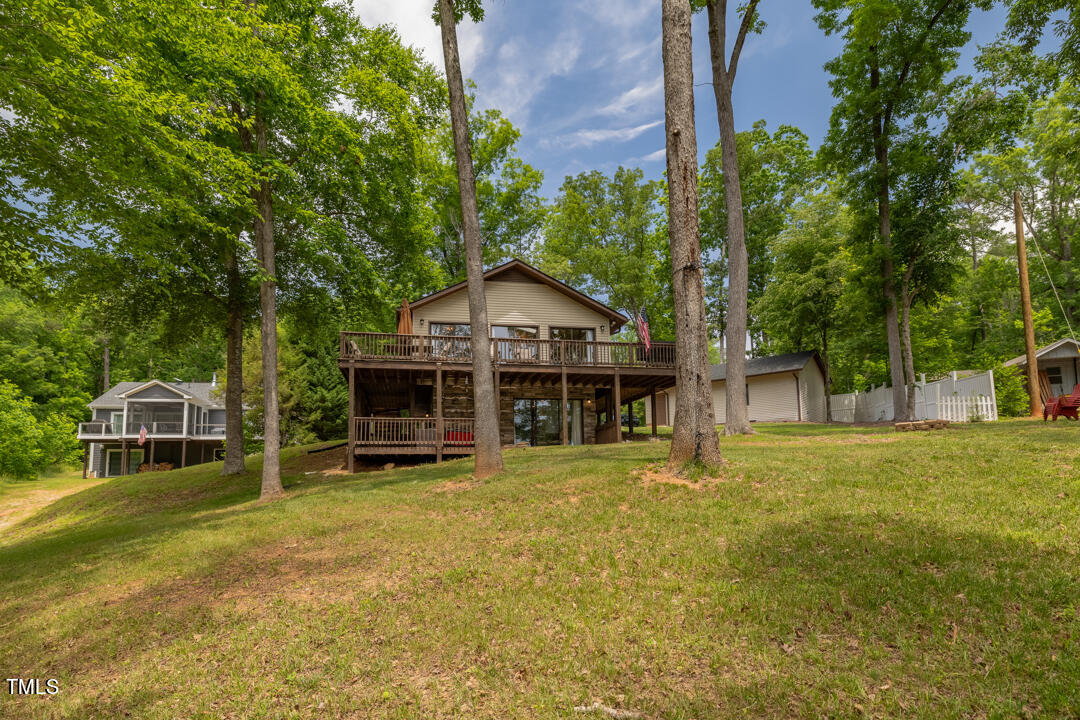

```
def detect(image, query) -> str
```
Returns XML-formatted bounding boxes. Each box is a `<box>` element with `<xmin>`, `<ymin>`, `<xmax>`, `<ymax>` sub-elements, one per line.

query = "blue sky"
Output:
<box><xmin>354</xmin><ymin>0</ymin><xmax>1011</xmax><ymax>198</ymax></box>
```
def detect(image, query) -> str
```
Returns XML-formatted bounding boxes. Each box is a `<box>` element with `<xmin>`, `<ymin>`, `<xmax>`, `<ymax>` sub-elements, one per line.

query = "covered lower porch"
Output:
<box><xmin>343</xmin><ymin>362</ymin><xmax>674</xmax><ymax>469</ymax></box>
<box><xmin>83</xmin><ymin>439</ymin><xmax>224</xmax><ymax>478</ymax></box>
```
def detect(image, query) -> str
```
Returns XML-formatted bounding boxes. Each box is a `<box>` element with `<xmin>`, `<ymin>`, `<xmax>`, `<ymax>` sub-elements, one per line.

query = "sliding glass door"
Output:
<box><xmin>513</xmin><ymin>398</ymin><xmax>584</xmax><ymax>446</ymax></box>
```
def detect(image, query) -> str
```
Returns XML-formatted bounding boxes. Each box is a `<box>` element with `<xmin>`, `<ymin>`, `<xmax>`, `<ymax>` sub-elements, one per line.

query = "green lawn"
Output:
<box><xmin>1</xmin><ymin>421</ymin><xmax>1078</xmax><ymax>718</ymax></box>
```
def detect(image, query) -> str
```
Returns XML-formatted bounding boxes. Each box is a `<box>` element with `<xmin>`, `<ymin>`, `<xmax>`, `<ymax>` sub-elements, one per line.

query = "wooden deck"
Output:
<box><xmin>339</xmin><ymin>332</ymin><xmax>675</xmax><ymax>370</ymax></box>
<box><xmin>352</xmin><ymin>417</ymin><xmax>475</xmax><ymax>456</ymax></box>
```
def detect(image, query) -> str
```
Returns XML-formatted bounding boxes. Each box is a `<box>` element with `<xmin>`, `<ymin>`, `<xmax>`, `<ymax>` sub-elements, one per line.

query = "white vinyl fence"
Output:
<box><xmin>830</xmin><ymin>370</ymin><xmax>998</xmax><ymax>423</ymax></box>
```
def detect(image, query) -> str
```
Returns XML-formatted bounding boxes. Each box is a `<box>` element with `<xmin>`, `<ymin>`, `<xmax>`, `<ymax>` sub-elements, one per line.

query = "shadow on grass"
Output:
<box><xmin>669</xmin><ymin>514</ymin><xmax>1080</xmax><ymax>717</ymax></box>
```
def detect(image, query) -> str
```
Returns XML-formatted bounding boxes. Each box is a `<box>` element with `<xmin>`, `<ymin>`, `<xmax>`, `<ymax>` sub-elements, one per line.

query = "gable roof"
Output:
<box><xmin>118</xmin><ymin>379</ymin><xmax>192</xmax><ymax>399</ymax></box>
<box><xmin>1004</xmin><ymin>338</ymin><xmax>1080</xmax><ymax>367</ymax></box>
<box><xmin>408</xmin><ymin>259</ymin><xmax>629</xmax><ymax>332</ymax></box>
<box><xmin>89</xmin><ymin>381</ymin><xmax>224</xmax><ymax>409</ymax></box>
<box><xmin>710</xmin><ymin>351</ymin><xmax>823</xmax><ymax>382</ymax></box>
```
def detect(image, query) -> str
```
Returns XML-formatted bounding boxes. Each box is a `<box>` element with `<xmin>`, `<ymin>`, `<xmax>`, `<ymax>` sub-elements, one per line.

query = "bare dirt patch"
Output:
<box><xmin>430</xmin><ymin>479</ymin><xmax>480</xmax><ymax>494</ymax></box>
<box><xmin>633</xmin><ymin>463</ymin><xmax>726</xmax><ymax>490</ymax></box>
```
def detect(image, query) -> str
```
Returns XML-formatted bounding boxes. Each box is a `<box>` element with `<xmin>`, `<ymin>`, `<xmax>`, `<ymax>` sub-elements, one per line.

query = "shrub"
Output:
<box><xmin>993</xmin><ymin>364</ymin><xmax>1030</xmax><ymax>417</ymax></box>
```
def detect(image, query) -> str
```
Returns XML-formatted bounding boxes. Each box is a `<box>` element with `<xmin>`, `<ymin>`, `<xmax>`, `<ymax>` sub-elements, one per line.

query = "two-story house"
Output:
<box><xmin>338</xmin><ymin>259</ymin><xmax>676</xmax><ymax>469</ymax></box>
<box><xmin>77</xmin><ymin>379</ymin><xmax>228</xmax><ymax>478</ymax></box>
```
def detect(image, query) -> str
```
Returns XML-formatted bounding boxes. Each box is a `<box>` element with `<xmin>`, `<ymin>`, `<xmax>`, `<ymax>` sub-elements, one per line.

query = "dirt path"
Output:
<box><xmin>0</xmin><ymin>475</ymin><xmax>105</xmax><ymax>535</ymax></box>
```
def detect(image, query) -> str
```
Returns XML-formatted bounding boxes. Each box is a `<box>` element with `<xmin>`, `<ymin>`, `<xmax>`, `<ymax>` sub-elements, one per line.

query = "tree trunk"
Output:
<box><xmin>438</xmin><ymin>0</ymin><xmax>502</xmax><ymax>478</ymax></box>
<box><xmin>102</xmin><ymin>338</ymin><xmax>110</xmax><ymax>392</ymax></box>
<box><xmin>706</xmin><ymin>0</ymin><xmax>753</xmax><ymax>436</ymax></box>
<box><xmin>662</xmin><ymin>0</ymin><xmax>722</xmax><ymax>470</ymax></box>
<box><xmin>252</xmin><ymin>107</ymin><xmax>283</xmax><ymax>500</ymax></box>
<box><xmin>900</xmin><ymin>278</ymin><xmax>917</xmax><ymax>421</ymax></box>
<box><xmin>871</xmin><ymin>65</ymin><xmax>908</xmax><ymax>422</ymax></box>
<box><xmin>222</xmin><ymin>242</ymin><xmax>246</xmax><ymax>476</ymax></box>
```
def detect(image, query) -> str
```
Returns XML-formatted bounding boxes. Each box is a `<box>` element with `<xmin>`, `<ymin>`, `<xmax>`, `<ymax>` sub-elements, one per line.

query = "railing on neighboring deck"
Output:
<box><xmin>340</xmin><ymin>332</ymin><xmax>675</xmax><ymax>369</ymax></box>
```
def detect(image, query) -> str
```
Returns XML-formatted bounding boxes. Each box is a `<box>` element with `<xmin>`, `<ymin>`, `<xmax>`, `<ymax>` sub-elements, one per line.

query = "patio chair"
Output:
<box><xmin>1044</xmin><ymin>383</ymin><xmax>1080</xmax><ymax>421</ymax></box>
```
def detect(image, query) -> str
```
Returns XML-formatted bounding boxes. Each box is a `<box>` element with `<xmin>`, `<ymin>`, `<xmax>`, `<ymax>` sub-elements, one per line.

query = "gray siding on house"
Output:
<box><xmin>207</xmin><ymin>409</ymin><xmax>226</xmax><ymax>425</ymax></box>
<box><xmin>128</xmin><ymin>384</ymin><xmax>186</xmax><ymax>400</ymax></box>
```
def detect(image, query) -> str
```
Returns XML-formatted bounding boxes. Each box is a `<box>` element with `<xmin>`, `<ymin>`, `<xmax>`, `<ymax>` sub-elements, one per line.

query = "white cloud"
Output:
<box><xmin>476</xmin><ymin>28</ymin><xmax>583</xmax><ymax>128</ymax></box>
<box><xmin>598</xmin><ymin>75</ymin><xmax>663</xmax><ymax>117</ymax></box>
<box><xmin>550</xmin><ymin>119</ymin><xmax>663</xmax><ymax>149</ymax></box>
<box><xmin>635</xmin><ymin>147</ymin><xmax>666</xmax><ymax>163</ymax></box>
<box><xmin>350</xmin><ymin>0</ymin><xmax>483</xmax><ymax>71</ymax></box>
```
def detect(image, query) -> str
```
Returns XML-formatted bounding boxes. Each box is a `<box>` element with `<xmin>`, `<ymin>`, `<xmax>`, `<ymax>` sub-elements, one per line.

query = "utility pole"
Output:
<box><xmin>1015</xmin><ymin>191</ymin><xmax>1040</xmax><ymax>417</ymax></box>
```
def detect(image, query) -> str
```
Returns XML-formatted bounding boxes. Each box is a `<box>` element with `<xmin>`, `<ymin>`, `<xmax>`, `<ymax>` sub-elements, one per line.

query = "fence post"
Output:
<box><xmin>987</xmin><ymin>368</ymin><xmax>998</xmax><ymax>421</ymax></box>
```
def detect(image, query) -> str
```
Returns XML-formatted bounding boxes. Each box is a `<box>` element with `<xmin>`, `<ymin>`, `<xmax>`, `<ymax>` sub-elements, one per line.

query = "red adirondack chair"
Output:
<box><xmin>1044</xmin><ymin>383</ymin><xmax>1080</xmax><ymax>421</ymax></box>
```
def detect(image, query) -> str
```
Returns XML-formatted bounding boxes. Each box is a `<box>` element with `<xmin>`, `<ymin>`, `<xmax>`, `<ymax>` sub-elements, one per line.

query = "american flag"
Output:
<box><xmin>635</xmin><ymin>308</ymin><xmax>652</xmax><ymax>353</ymax></box>
<box><xmin>138</xmin><ymin>424</ymin><xmax>148</xmax><ymax>446</ymax></box>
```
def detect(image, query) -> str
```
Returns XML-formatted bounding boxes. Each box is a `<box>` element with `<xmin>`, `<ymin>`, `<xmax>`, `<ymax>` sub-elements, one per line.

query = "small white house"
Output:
<box><xmin>645</xmin><ymin>351</ymin><xmax>828</xmax><ymax>426</ymax></box>
<box><xmin>1004</xmin><ymin>338</ymin><xmax>1080</xmax><ymax>397</ymax></box>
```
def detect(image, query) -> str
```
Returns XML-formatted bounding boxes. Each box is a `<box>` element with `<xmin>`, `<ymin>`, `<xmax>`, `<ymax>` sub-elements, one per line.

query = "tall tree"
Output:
<box><xmin>701</xmin><ymin>0</ymin><xmax>762</xmax><ymax>435</ymax></box>
<box><xmin>436</xmin><ymin>0</ymin><xmax>503</xmax><ymax>478</ymax></box>
<box><xmin>425</xmin><ymin>104</ymin><xmax>546</xmax><ymax>280</ymax></box>
<box><xmin>699</xmin><ymin>121</ymin><xmax>816</xmax><ymax>354</ymax></box>
<box><xmin>662</xmin><ymin>0</ymin><xmax>723</xmax><ymax>469</ymax></box>
<box><xmin>754</xmin><ymin>189</ymin><xmax>851</xmax><ymax>420</ymax></box>
<box><xmin>814</xmin><ymin>0</ymin><xmax>993</xmax><ymax>421</ymax></box>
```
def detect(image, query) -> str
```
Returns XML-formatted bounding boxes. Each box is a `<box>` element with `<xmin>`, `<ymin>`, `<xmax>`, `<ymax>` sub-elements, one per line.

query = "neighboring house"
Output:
<box><xmin>77</xmin><ymin>379</ymin><xmax>227</xmax><ymax>478</ymax></box>
<box><xmin>338</xmin><ymin>259</ymin><xmax>676</xmax><ymax>467</ymax></box>
<box><xmin>646</xmin><ymin>351</ymin><xmax>829</xmax><ymax>426</ymax></box>
<box><xmin>1004</xmin><ymin>337</ymin><xmax>1080</xmax><ymax>398</ymax></box>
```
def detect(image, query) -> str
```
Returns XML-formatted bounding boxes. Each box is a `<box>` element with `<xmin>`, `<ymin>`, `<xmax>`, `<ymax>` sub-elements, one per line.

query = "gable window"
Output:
<box><xmin>551</xmin><ymin>327</ymin><xmax>596</xmax><ymax>364</ymax></box>
<box><xmin>493</xmin><ymin>325</ymin><xmax>538</xmax><ymax>361</ymax></box>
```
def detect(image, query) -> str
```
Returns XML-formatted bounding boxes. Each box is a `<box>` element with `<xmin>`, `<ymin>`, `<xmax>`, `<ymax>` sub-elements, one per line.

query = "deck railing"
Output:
<box><xmin>340</xmin><ymin>332</ymin><xmax>675</xmax><ymax>368</ymax></box>
<box><xmin>78</xmin><ymin>421</ymin><xmax>119</xmax><ymax>437</ymax></box>
<box><xmin>79</xmin><ymin>421</ymin><xmax>228</xmax><ymax>439</ymax></box>
<box><xmin>353</xmin><ymin>417</ymin><xmax>475</xmax><ymax>448</ymax></box>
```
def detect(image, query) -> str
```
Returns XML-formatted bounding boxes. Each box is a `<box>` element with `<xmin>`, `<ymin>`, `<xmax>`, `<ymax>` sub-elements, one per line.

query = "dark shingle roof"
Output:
<box><xmin>88</xmin><ymin>380</ymin><xmax>224</xmax><ymax>409</ymax></box>
<box><xmin>710</xmin><ymin>351</ymin><xmax>818</xmax><ymax>382</ymax></box>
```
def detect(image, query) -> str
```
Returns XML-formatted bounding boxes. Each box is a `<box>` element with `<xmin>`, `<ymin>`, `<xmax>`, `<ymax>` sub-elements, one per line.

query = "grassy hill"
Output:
<box><xmin>1</xmin><ymin>421</ymin><xmax>1078</xmax><ymax>719</ymax></box>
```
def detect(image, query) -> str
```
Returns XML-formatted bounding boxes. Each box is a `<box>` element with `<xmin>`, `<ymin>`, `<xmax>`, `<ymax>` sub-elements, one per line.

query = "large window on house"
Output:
<box><xmin>493</xmin><ymin>325</ymin><xmax>539</xmax><ymax>362</ymax></box>
<box><xmin>430</xmin><ymin>322</ymin><xmax>471</xmax><ymax>360</ymax></box>
<box><xmin>513</xmin><ymin>398</ymin><xmax>583</xmax><ymax>446</ymax></box>
<box><xmin>550</xmin><ymin>327</ymin><xmax>596</xmax><ymax>364</ymax></box>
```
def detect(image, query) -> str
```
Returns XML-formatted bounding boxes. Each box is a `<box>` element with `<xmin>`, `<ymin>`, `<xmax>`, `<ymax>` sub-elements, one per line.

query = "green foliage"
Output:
<box><xmin>700</xmin><ymin>121</ymin><xmax>816</xmax><ymax>342</ymax></box>
<box><xmin>754</xmin><ymin>188</ymin><xmax>851</xmax><ymax>386</ymax></box>
<box><xmin>0</xmin><ymin>381</ymin><xmax>79</xmax><ymax>479</ymax></box>
<box><xmin>992</xmin><ymin>364</ymin><xmax>1031</xmax><ymax>417</ymax></box>
<box><xmin>540</xmin><ymin>167</ymin><xmax>673</xmax><ymax>340</ymax></box>
<box><xmin>424</xmin><ymin>101</ymin><xmax>546</xmax><ymax>282</ymax></box>
<box><xmin>230</xmin><ymin>325</ymin><xmax>346</xmax><ymax>453</ymax></box>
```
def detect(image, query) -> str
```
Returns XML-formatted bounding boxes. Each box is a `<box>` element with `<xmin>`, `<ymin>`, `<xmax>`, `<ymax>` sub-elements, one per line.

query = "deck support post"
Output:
<box><xmin>614</xmin><ymin>370</ymin><xmax>622</xmax><ymax>443</ymax></box>
<box><xmin>121</xmin><ymin>439</ymin><xmax>128</xmax><ymax>475</ymax></box>
<box><xmin>494</xmin><ymin>366</ymin><xmax>501</xmax><ymax>445</ymax></box>
<box><xmin>347</xmin><ymin>364</ymin><xmax>355</xmax><ymax>473</ymax></box>
<box><xmin>149</xmin><ymin>438</ymin><xmax>155</xmax><ymax>470</ymax></box>
<box><xmin>628</xmin><ymin>400</ymin><xmax>634</xmax><ymax>436</ymax></box>
<box><xmin>82</xmin><ymin>441</ymin><xmax>89</xmax><ymax>479</ymax></box>
<box><xmin>561</xmin><ymin>366</ymin><xmax>569</xmax><ymax>445</ymax></box>
<box><xmin>181</xmin><ymin>439</ymin><xmax>187</xmax><ymax>468</ymax></box>
<box><xmin>436</xmin><ymin>364</ymin><xmax>443</xmax><ymax>463</ymax></box>
<box><xmin>651</xmin><ymin>390</ymin><xmax>658</xmax><ymax>438</ymax></box>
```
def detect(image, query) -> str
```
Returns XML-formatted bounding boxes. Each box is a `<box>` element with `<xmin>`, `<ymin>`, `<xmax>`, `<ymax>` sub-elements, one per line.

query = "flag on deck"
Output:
<box><xmin>138</xmin><ymin>424</ymin><xmax>147</xmax><ymax>446</ymax></box>
<box><xmin>635</xmin><ymin>309</ymin><xmax>652</xmax><ymax>352</ymax></box>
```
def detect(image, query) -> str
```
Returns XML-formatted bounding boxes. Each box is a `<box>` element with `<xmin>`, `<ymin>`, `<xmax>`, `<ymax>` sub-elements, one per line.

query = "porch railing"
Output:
<box><xmin>126</xmin><ymin>421</ymin><xmax>185</xmax><ymax>435</ymax></box>
<box><xmin>340</xmin><ymin>332</ymin><xmax>675</xmax><ymax>368</ymax></box>
<box><xmin>353</xmin><ymin>417</ymin><xmax>475</xmax><ymax>448</ymax></box>
<box><xmin>78</xmin><ymin>421</ymin><xmax>119</xmax><ymax>436</ymax></box>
